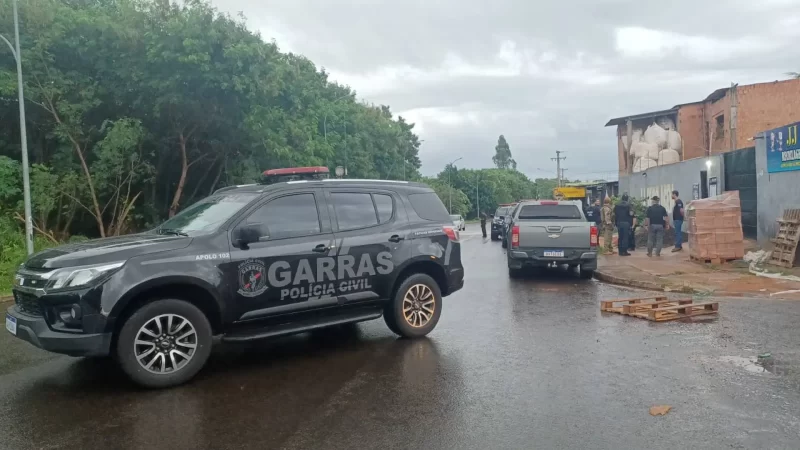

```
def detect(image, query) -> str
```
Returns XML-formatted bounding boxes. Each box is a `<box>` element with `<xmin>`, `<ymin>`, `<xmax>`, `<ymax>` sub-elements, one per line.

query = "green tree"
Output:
<box><xmin>492</xmin><ymin>135</ymin><xmax>516</xmax><ymax>170</ymax></box>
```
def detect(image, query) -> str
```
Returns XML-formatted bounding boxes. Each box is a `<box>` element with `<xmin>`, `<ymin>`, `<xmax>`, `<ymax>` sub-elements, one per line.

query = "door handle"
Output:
<box><xmin>312</xmin><ymin>244</ymin><xmax>329</xmax><ymax>253</ymax></box>
<box><xmin>389</xmin><ymin>235</ymin><xmax>405</xmax><ymax>243</ymax></box>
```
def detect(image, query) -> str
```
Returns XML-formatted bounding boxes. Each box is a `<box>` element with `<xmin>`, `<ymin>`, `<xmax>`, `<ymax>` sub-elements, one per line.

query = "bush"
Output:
<box><xmin>0</xmin><ymin>218</ymin><xmax>59</xmax><ymax>295</ymax></box>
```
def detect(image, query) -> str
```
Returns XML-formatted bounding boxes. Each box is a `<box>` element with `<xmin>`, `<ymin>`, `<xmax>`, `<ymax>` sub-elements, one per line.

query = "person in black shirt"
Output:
<box><xmin>671</xmin><ymin>190</ymin><xmax>685</xmax><ymax>252</ymax></box>
<box><xmin>614</xmin><ymin>194</ymin><xmax>634</xmax><ymax>256</ymax></box>
<box><xmin>480</xmin><ymin>211</ymin><xmax>487</xmax><ymax>238</ymax></box>
<box><xmin>645</xmin><ymin>196</ymin><xmax>670</xmax><ymax>257</ymax></box>
<box><xmin>586</xmin><ymin>198</ymin><xmax>601</xmax><ymax>226</ymax></box>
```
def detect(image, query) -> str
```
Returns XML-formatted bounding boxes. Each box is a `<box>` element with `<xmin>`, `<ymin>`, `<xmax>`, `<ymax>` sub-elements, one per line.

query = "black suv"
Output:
<box><xmin>490</xmin><ymin>205</ymin><xmax>513</xmax><ymax>241</ymax></box>
<box><xmin>5</xmin><ymin>178</ymin><xmax>464</xmax><ymax>388</ymax></box>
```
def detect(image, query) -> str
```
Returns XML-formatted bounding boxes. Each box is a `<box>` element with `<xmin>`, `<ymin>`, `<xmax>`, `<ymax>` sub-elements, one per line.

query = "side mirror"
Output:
<box><xmin>234</xmin><ymin>224</ymin><xmax>269</xmax><ymax>248</ymax></box>
<box><xmin>490</xmin><ymin>214</ymin><xmax>495</xmax><ymax>218</ymax></box>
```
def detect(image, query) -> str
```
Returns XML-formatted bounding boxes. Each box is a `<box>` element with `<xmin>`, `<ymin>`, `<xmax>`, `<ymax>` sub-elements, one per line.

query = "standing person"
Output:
<box><xmin>645</xmin><ymin>196</ymin><xmax>670</xmax><ymax>257</ymax></box>
<box><xmin>614</xmin><ymin>194</ymin><xmax>633</xmax><ymax>256</ymax></box>
<box><xmin>586</xmin><ymin>198</ymin><xmax>601</xmax><ymax>226</ymax></box>
<box><xmin>600</xmin><ymin>197</ymin><xmax>614</xmax><ymax>254</ymax></box>
<box><xmin>671</xmin><ymin>190</ymin><xmax>685</xmax><ymax>252</ymax></box>
<box><xmin>480</xmin><ymin>211</ymin><xmax>487</xmax><ymax>238</ymax></box>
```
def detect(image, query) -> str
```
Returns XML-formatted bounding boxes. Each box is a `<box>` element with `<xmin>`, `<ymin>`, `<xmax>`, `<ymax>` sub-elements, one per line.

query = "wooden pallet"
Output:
<box><xmin>600</xmin><ymin>296</ymin><xmax>719</xmax><ymax>322</ymax></box>
<box><xmin>689</xmin><ymin>254</ymin><xmax>736</xmax><ymax>265</ymax></box>
<box><xmin>600</xmin><ymin>296</ymin><xmax>667</xmax><ymax>313</ymax></box>
<box><xmin>768</xmin><ymin>208</ymin><xmax>800</xmax><ymax>268</ymax></box>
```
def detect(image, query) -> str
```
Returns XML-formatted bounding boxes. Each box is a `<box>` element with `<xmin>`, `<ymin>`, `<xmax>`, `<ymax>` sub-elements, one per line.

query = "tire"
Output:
<box><xmin>116</xmin><ymin>299</ymin><xmax>213</xmax><ymax>389</ymax></box>
<box><xmin>579</xmin><ymin>269</ymin><xmax>595</xmax><ymax>279</ymax></box>
<box><xmin>491</xmin><ymin>233</ymin><xmax>499</xmax><ymax>241</ymax></box>
<box><xmin>508</xmin><ymin>267</ymin><xmax>523</xmax><ymax>279</ymax></box>
<box><xmin>384</xmin><ymin>273</ymin><xmax>442</xmax><ymax>338</ymax></box>
<box><xmin>501</xmin><ymin>238</ymin><xmax>507</xmax><ymax>249</ymax></box>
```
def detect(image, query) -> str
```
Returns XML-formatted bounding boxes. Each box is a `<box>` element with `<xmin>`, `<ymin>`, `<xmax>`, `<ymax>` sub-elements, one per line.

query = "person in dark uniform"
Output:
<box><xmin>586</xmin><ymin>198</ymin><xmax>601</xmax><ymax>227</ymax></box>
<box><xmin>614</xmin><ymin>194</ymin><xmax>634</xmax><ymax>256</ymax></box>
<box><xmin>671</xmin><ymin>190</ymin><xmax>685</xmax><ymax>252</ymax></box>
<box><xmin>480</xmin><ymin>211</ymin><xmax>487</xmax><ymax>238</ymax></box>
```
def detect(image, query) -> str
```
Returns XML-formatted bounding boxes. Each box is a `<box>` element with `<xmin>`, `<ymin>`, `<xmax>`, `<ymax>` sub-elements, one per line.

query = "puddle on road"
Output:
<box><xmin>719</xmin><ymin>356</ymin><xmax>768</xmax><ymax>374</ymax></box>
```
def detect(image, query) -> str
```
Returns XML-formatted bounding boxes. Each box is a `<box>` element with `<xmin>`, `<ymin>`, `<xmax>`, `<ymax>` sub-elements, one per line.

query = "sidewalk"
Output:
<box><xmin>595</xmin><ymin>245</ymin><xmax>800</xmax><ymax>300</ymax></box>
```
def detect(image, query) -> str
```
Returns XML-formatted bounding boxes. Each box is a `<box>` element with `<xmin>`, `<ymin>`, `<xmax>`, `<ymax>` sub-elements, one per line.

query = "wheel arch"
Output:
<box><xmin>389</xmin><ymin>258</ymin><xmax>449</xmax><ymax>299</ymax></box>
<box><xmin>108</xmin><ymin>276</ymin><xmax>225</xmax><ymax>338</ymax></box>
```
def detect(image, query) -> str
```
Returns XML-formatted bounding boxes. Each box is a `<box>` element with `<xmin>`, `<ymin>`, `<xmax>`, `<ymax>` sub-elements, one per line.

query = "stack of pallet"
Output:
<box><xmin>686</xmin><ymin>191</ymin><xmax>744</xmax><ymax>263</ymax></box>
<box><xmin>768</xmin><ymin>209</ymin><xmax>800</xmax><ymax>268</ymax></box>
<box><xmin>600</xmin><ymin>296</ymin><xmax>719</xmax><ymax>321</ymax></box>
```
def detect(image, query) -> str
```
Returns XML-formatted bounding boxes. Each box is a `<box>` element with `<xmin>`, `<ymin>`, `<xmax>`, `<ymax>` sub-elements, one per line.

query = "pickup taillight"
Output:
<box><xmin>443</xmin><ymin>226</ymin><xmax>459</xmax><ymax>242</ymax></box>
<box><xmin>590</xmin><ymin>225</ymin><xmax>598</xmax><ymax>247</ymax></box>
<box><xmin>511</xmin><ymin>225</ymin><xmax>520</xmax><ymax>248</ymax></box>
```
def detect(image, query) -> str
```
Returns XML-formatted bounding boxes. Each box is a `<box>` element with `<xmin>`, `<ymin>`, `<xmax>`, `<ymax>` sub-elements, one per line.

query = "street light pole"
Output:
<box><xmin>447</xmin><ymin>157</ymin><xmax>462</xmax><ymax>213</ymax></box>
<box><xmin>1</xmin><ymin>0</ymin><xmax>34</xmax><ymax>255</ymax></box>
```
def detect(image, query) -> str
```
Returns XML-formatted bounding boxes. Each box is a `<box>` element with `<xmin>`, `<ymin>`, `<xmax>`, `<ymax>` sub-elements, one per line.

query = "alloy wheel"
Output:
<box><xmin>134</xmin><ymin>314</ymin><xmax>198</xmax><ymax>374</ymax></box>
<box><xmin>402</xmin><ymin>284</ymin><xmax>436</xmax><ymax>328</ymax></box>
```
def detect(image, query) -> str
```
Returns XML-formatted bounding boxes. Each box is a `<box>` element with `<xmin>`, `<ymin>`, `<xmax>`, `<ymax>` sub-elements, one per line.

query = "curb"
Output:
<box><xmin>593</xmin><ymin>270</ymin><xmax>696</xmax><ymax>294</ymax></box>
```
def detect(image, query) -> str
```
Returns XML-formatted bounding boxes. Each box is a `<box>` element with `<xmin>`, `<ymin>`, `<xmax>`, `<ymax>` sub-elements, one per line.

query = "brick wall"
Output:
<box><xmin>677</xmin><ymin>103</ymin><xmax>705</xmax><ymax>160</ymax></box>
<box><xmin>704</xmin><ymin>94</ymin><xmax>731</xmax><ymax>154</ymax></box>
<box><xmin>736</xmin><ymin>79</ymin><xmax>800</xmax><ymax>146</ymax></box>
<box><xmin>616</xmin><ymin>125</ymin><xmax>626</xmax><ymax>175</ymax></box>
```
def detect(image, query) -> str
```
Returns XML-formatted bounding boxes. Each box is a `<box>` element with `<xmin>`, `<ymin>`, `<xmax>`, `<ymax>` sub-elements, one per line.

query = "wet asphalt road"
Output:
<box><xmin>2</xmin><ymin>232</ymin><xmax>800</xmax><ymax>450</ymax></box>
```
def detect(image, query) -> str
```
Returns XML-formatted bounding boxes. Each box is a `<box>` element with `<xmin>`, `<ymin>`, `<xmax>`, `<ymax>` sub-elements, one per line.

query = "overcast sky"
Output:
<box><xmin>211</xmin><ymin>0</ymin><xmax>800</xmax><ymax>180</ymax></box>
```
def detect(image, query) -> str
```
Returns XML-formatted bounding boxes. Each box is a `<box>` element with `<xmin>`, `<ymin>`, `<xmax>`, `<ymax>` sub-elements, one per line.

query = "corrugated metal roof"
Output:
<box><xmin>604</xmin><ymin>108</ymin><xmax>678</xmax><ymax>127</ymax></box>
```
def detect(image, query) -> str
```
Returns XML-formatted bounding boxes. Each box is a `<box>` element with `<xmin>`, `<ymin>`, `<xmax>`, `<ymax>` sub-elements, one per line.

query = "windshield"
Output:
<box><xmin>494</xmin><ymin>207</ymin><xmax>510</xmax><ymax>217</ymax></box>
<box><xmin>518</xmin><ymin>204</ymin><xmax>583</xmax><ymax>220</ymax></box>
<box><xmin>449</xmin><ymin>215</ymin><xmax>461</xmax><ymax>221</ymax></box>
<box><xmin>156</xmin><ymin>193</ymin><xmax>259</xmax><ymax>235</ymax></box>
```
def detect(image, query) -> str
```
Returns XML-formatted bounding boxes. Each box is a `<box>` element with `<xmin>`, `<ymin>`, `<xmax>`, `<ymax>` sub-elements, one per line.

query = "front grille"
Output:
<box><xmin>13</xmin><ymin>291</ymin><xmax>43</xmax><ymax>316</ymax></box>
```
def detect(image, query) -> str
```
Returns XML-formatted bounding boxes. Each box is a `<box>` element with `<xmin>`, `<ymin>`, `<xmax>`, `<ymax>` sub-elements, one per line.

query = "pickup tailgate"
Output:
<box><xmin>517</xmin><ymin>221</ymin><xmax>590</xmax><ymax>249</ymax></box>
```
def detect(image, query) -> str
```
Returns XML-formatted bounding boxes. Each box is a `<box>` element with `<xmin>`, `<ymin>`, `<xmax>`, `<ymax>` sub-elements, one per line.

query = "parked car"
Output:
<box><xmin>506</xmin><ymin>200</ymin><xmax>598</xmax><ymax>279</ymax></box>
<box><xmin>501</xmin><ymin>202</ymin><xmax>523</xmax><ymax>249</ymax></box>
<box><xmin>490</xmin><ymin>205</ymin><xmax>514</xmax><ymax>241</ymax></box>
<box><xmin>449</xmin><ymin>214</ymin><xmax>465</xmax><ymax>231</ymax></box>
<box><xmin>6</xmin><ymin>171</ymin><xmax>464</xmax><ymax>388</ymax></box>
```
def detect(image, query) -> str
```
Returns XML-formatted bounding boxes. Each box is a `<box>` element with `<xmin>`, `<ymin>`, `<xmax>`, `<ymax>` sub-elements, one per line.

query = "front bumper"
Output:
<box><xmin>6</xmin><ymin>305</ymin><xmax>111</xmax><ymax>357</ymax></box>
<box><xmin>508</xmin><ymin>249</ymin><xmax>598</xmax><ymax>270</ymax></box>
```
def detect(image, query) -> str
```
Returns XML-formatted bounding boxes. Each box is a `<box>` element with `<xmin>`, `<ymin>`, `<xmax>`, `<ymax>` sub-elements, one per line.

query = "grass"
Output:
<box><xmin>0</xmin><ymin>219</ymin><xmax>60</xmax><ymax>296</ymax></box>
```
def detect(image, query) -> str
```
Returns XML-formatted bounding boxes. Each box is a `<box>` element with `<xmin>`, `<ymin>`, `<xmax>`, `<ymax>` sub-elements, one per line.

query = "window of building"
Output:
<box><xmin>715</xmin><ymin>115</ymin><xmax>724</xmax><ymax>140</ymax></box>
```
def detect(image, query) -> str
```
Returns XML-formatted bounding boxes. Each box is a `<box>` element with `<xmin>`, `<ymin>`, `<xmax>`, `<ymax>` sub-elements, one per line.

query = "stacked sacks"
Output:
<box><xmin>622</xmin><ymin>121</ymin><xmax>684</xmax><ymax>171</ymax></box>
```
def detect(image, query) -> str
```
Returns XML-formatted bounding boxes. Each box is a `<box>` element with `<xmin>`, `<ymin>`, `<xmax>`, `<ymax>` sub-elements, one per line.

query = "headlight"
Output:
<box><xmin>43</xmin><ymin>261</ymin><xmax>125</xmax><ymax>292</ymax></box>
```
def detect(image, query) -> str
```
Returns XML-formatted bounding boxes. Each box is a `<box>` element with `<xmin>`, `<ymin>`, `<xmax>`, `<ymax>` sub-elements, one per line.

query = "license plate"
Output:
<box><xmin>543</xmin><ymin>250</ymin><xmax>565</xmax><ymax>257</ymax></box>
<box><xmin>6</xmin><ymin>314</ymin><xmax>17</xmax><ymax>336</ymax></box>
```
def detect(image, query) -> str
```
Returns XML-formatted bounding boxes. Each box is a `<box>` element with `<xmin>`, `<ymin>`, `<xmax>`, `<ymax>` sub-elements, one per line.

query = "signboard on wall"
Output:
<box><xmin>765</xmin><ymin>122</ymin><xmax>800</xmax><ymax>173</ymax></box>
<box><xmin>692</xmin><ymin>184</ymin><xmax>700</xmax><ymax>200</ymax></box>
<box><xmin>709</xmin><ymin>177</ymin><xmax>718</xmax><ymax>197</ymax></box>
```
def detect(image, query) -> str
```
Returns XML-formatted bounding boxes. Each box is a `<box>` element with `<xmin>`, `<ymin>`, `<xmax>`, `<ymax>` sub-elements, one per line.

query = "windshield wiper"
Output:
<box><xmin>158</xmin><ymin>228</ymin><xmax>189</xmax><ymax>237</ymax></box>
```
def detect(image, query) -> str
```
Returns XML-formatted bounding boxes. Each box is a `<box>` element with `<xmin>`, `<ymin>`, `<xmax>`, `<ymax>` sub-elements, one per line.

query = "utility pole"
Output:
<box><xmin>551</xmin><ymin>151</ymin><xmax>566</xmax><ymax>187</ymax></box>
<box><xmin>475</xmin><ymin>172</ymin><xmax>479</xmax><ymax>217</ymax></box>
<box><xmin>1</xmin><ymin>0</ymin><xmax>34</xmax><ymax>255</ymax></box>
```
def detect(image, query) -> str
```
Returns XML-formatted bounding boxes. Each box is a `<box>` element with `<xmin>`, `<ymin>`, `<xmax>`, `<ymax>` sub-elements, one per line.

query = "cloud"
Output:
<box><xmin>211</xmin><ymin>0</ymin><xmax>800</xmax><ymax>179</ymax></box>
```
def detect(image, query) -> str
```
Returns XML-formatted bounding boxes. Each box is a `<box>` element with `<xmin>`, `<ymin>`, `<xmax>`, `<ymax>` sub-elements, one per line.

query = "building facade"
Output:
<box><xmin>607</xmin><ymin>78</ymin><xmax>800</xmax><ymax>175</ymax></box>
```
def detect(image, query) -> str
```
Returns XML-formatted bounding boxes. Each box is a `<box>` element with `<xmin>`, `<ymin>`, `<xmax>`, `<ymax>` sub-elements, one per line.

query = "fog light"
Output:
<box><xmin>70</xmin><ymin>304</ymin><xmax>82</xmax><ymax>320</ymax></box>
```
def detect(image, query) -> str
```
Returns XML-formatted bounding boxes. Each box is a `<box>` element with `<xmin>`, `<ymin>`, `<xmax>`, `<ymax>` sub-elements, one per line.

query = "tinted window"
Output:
<box><xmin>518</xmin><ymin>204</ymin><xmax>583</xmax><ymax>220</ymax></box>
<box><xmin>332</xmin><ymin>192</ymin><xmax>379</xmax><ymax>230</ymax></box>
<box><xmin>246</xmin><ymin>193</ymin><xmax>321</xmax><ymax>239</ymax></box>
<box><xmin>408</xmin><ymin>192</ymin><xmax>450</xmax><ymax>221</ymax></box>
<box><xmin>373</xmin><ymin>194</ymin><xmax>394</xmax><ymax>223</ymax></box>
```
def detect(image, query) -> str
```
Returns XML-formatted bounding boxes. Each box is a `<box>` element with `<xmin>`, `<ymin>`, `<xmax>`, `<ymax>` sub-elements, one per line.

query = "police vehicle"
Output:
<box><xmin>6</xmin><ymin>167</ymin><xmax>464</xmax><ymax>388</ymax></box>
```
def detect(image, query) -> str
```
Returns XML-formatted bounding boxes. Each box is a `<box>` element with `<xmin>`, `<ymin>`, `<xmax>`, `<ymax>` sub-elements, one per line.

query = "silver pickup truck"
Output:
<box><xmin>506</xmin><ymin>200</ymin><xmax>598</xmax><ymax>278</ymax></box>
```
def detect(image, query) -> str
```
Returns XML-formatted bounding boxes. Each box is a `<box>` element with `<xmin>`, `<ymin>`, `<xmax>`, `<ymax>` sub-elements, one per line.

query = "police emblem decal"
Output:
<box><xmin>237</xmin><ymin>259</ymin><xmax>268</xmax><ymax>297</ymax></box>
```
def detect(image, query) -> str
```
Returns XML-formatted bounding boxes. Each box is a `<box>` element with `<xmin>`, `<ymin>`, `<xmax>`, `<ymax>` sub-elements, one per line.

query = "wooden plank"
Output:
<box><xmin>622</xmin><ymin>299</ymin><xmax>692</xmax><ymax>315</ymax></box>
<box><xmin>600</xmin><ymin>296</ymin><xmax>666</xmax><ymax>312</ymax></box>
<box><xmin>650</xmin><ymin>301</ymin><xmax>718</xmax><ymax>312</ymax></box>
